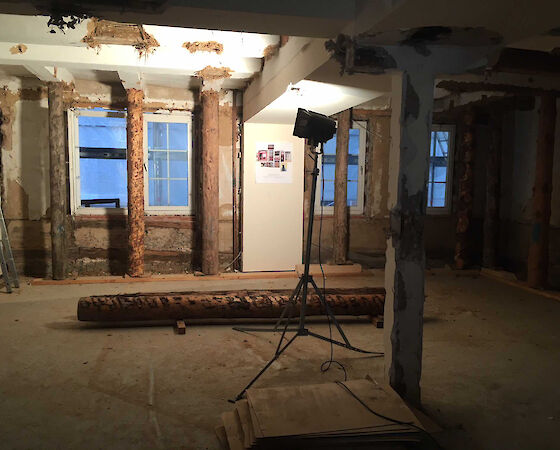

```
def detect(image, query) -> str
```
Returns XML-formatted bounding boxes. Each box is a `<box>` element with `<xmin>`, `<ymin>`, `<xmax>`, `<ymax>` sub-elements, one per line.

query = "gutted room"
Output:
<box><xmin>0</xmin><ymin>1</ymin><xmax>559</xmax><ymax>449</ymax></box>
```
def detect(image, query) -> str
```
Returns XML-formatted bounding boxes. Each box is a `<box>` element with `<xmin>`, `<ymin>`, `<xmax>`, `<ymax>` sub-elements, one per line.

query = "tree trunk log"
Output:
<box><xmin>126</xmin><ymin>88</ymin><xmax>145</xmax><ymax>277</ymax></box>
<box><xmin>77</xmin><ymin>288</ymin><xmax>385</xmax><ymax>322</ymax></box>
<box><xmin>333</xmin><ymin>109</ymin><xmax>351</xmax><ymax>264</ymax></box>
<box><xmin>48</xmin><ymin>82</ymin><xmax>67</xmax><ymax>280</ymax></box>
<box><xmin>201</xmin><ymin>89</ymin><xmax>220</xmax><ymax>274</ymax></box>
<box><xmin>482</xmin><ymin>113</ymin><xmax>502</xmax><ymax>268</ymax></box>
<box><xmin>455</xmin><ymin>107</ymin><xmax>476</xmax><ymax>269</ymax></box>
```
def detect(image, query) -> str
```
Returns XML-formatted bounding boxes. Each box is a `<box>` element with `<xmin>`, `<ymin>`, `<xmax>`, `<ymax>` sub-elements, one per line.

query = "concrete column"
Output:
<box><xmin>483</xmin><ymin>113</ymin><xmax>502</xmax><ymax>268</ymax></box>
<box><xmin>528</xmin><ymin>95</ymin><xmax>556</xmax><ymax>288</ymax></box>
<box><xmin>454</xmin><ymin>107</ymin><xmax>476</xmax><ymax>269</ymax></box>
<box><xmin>333</xmin><ymin>108</ymin><xmax>351</xmax><ymax>264</ymax></box>
<box><xmin>384</xmin><ymin>71</ymin><xmax>434</xmax><ymax>407</ymax></box>
<box><xmin>126</xmin><ymin>88</ymin><xmax>145</xmax><ymax>277</ymax></box>
<box><xmin>201</xmin><ymin>82</ymin><xmax>220</xmax><ymax>275</ymax></box>
<box><xmin>47</xmin><ymin>82</ymin><xmax>67</xmax><ymax>280</ymax></box>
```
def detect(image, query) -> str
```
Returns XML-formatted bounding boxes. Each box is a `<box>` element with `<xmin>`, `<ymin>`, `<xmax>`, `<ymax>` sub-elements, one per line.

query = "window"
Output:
<box><xmin>427</xmin><ymin>125</ymin><xmax>455</xmax><ymax>213</ymax></box>
<box><xmin>69</xmin><ymin>109</ymin><xmax>127</xmax><ymax>212</ymax></box>
<box><xmin>316</xmin><ymin>121</ymin><xmax>366</xmax><ymax>215</ymax></box>
<box><xmin>68</xmin><ymin>109</ymin><xmax>192</xmax><ymax>215</ymax></box>
<box><xmin>144</xmin><ymin>114</ymin><xmax>192</xmax><ymax>213</ymax></box>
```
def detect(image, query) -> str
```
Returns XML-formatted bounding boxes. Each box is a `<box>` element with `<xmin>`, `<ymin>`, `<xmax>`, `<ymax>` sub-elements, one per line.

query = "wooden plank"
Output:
<box><xmin>295</xmin><ymin>263</ymin><xmax>362</xmax><ymax>277</ymax></box>
<box><xmin>245</xmin><ymin>379</ymin><xmax>422</xmax><ymax>439</ymax></box>
<box><xmin>235</xmin><ymin>399</ymin><xmax>255</xmax><ymax>449</ymax></box>
<box><xmin>215</xmin><ymin>425</ymin><xmax>229</xmax><ymax>450</ymax></box>
<box><xmin>174</xmin><ymin>320</ymin><xmax>186</xmax><ymax>335</ymax></box>
<box><xmin>221</xmin><ymin>411</ymin><xmax>244</xmax><ymax>450</ymax></box>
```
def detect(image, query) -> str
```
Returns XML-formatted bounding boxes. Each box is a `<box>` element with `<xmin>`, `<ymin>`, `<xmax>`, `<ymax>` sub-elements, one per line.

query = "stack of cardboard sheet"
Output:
<box><xmin>216</xmin><ymin>379</ymin><xmax>437</xmax><ymax>449</ymax></box>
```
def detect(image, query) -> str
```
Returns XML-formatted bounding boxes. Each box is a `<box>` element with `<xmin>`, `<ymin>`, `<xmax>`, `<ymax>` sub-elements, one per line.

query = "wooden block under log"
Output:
<box><xmin>77</xmin><ymin>288</ymin><xmax>385</xmax><ymax>322</ymax></box>
<box><xmin>175</xmin><ymin>320</ymin><xmax>186</xmax><ymax>335</ymax></box>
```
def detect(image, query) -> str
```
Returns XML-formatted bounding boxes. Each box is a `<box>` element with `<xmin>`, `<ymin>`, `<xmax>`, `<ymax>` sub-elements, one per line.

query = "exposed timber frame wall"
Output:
<box><xmin>333</xmin><ymin>108</ymin><xmax>351</xmax><ymax>264</ymax></box>
<box><xmin>0</xmin><ymin>78</ymin><xmax>237</xmax><ymax>277</ymax></box>
<box><xmin>126</xmin><ymin>88</ymin><xmax>145</xmax><ymax>277</ymax></box>
<box><xmin>48</xmin><ymin>82</ymin><xmax>67</xmax><ymax>280</ymax></box>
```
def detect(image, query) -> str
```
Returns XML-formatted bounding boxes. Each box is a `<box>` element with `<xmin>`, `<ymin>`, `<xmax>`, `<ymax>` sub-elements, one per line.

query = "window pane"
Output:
<box><xmin>149</xmin><ymin>151</ymin><xmax>168</xmax><ymax>178</ymax></box>
<box><xmin>322</xmin><ymin>163</ymin><xmax>335</xmax><ymax>182</ymax></box>
<box><xmin>347</xmin><ymin>181</ymin><xmax>358</xmax><ymax>207</ymax></box>
<box><xmin>149</xmin><ymin>179</ymin><xmax>168</xmax><ymax>206</ymax></box>
<box><xmin>148</xmin><ymin>122</ymin><xmax>167</xmax><ymax>150</ymax></box>
<box><xmin>348</xmin><ymin>164</ymin><xmax>359</xmax><ymax>181</ymax></box>
<box><xmin>169</xmin><ymin>123</ymin><xmax>188</xmax><ymax>150</ymax></box>
<box><xmin>348</xmin><ymin>129</ymin><xmax>360</xmax><ymax>155</ymax></box>
<box><xmin>321</xmin><ymin>180</ymin><xmax>335</xmax><ymax>206</ymax></box>
<box><xmin>78</xmin><ymin>115</ymin><xmax>126</xmax><ymax>149</ymax></box>
<box><xmin>323</xmin><ymin>135</ymin><xmax>336</xmax><ymax>155</ymax></box>
<box><xmin>434</xmin><ymin>166</ymin><xmax>447</xmax><ymax>182</ymax></box>
<box><xmin>434</xmin><ymin>131</ymin><xmax>449</xmax><ymax>156</ymax></box>
<box><xmin>431</xmin><ymin>183</ymin><xmax>446</xmax><ymax>207</ymax></box>
<box><xmin>169</xmin><ymin>151</ymin><xmax>188</xmax><ymax>178</ymax></box>
<box><xmin>169</xmin><ymin>180</ymin><xmax>189</xmax><ymax>206</ymax></box>
<box><xmin>79</xmin><ymin>158</ymin><xmax>127</xmax><ymax>208</ymax></box>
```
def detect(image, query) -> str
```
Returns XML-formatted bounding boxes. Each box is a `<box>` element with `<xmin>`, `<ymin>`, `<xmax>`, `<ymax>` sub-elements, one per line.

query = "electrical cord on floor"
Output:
<box><xmin>335</xmin><ymin>380</ymin><xmax>443</xmax><ymax>449</ymax></box>
<box><xmin>318</xmin><ymin>153</ymin><xmax>348</xmax><ymax>382</ymax></box>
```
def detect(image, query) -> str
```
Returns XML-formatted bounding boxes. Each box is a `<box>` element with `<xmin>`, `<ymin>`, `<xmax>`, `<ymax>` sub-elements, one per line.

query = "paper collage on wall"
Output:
<box><xmin>255</xmin><ymin>142</ymin><xmax>293</xmax><ymax>184</ymax></box>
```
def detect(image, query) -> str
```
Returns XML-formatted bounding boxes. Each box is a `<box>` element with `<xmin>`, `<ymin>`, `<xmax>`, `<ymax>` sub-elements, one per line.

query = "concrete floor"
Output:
<box><xmin>0</xmin><ymin>270</ymin><xmax>559</xmax><ymax>450</ymax></box>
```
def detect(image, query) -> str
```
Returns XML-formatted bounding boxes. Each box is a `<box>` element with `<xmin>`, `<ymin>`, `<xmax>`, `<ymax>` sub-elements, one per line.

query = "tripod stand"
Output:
<box><xmin>231</xmin><ymin>142</ymin><xmax>379</xmax><ymax>402</ymax></box>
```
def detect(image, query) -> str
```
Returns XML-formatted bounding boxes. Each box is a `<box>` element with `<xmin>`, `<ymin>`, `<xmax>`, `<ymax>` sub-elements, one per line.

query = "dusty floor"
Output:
<box><xmin>0</xmin><ymin>270</ymin><xmax>559</xmax><ymax>450</ymax></box>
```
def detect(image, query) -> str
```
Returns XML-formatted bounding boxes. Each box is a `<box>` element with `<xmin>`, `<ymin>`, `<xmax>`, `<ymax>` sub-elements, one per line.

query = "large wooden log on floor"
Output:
<box><xmin>77</xmin><ymin>288</ymin><xmax>385</xmax><ymax>322</ymax></box>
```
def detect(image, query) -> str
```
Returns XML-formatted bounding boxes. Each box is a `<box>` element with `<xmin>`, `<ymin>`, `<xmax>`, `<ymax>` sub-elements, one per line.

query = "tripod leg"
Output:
<box><xmin>310</xmin><ymin>277</ymin><xmax>351</xmax><ymax>347</ymax></box>
<box><xmin>231</xmin><ymin>333</ymin><xmax>298</xmax><ymax>402</ymax></box>
<box><xmin>273</xmin><ymin>276</ymin><xmax>304</xmax><ymax>331</ymax></box>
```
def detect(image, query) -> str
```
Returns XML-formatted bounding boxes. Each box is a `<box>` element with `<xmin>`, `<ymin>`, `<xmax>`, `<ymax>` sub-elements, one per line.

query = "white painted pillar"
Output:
<box><xmin>384</xmin><ymin>70</ymin><xmax>435</xmax><ymax>407</ymax></box>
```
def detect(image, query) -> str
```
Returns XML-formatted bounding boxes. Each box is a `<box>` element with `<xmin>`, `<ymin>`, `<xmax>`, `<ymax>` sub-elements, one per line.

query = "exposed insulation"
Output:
<box><xmin>9</xmin><ymin>44</ymin><xmax>27</xmax><ymax>55</ymax></box>
<box><xmin>262</xmin><ymin>43</ymin><xmax>279</xmax><ymax>60</ymax></box>
<box><xmin>195</xmin><ymin>66</ymin><xmax>232</xmax><ymax>80</ymax></box>
<box><xmin>82</xmin><ymin>18</ymin><xmax>159</xmax><ymax>57</ymax></box>
<box><xmin>182</xmin><ymin>41</ymin><xmax>223</xmax><ymax>54</ymax></box>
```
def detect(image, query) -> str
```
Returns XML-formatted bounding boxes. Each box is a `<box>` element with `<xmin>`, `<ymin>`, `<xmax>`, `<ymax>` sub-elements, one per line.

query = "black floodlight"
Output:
<box><xmin>293</xmin><ymin>108</ymin><xmax>336</xmax><ymax>147</ymax></box>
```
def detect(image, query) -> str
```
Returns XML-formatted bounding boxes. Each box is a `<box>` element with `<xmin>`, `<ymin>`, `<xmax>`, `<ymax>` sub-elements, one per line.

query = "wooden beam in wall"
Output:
<box><xmin>482</xmin><ymin>113</ymin><xmax>502</xmax><ymax>269</ymax></box>
<box><xmin>527</xmin><ymin>95</ymin><xmax>557</xmax><ymax>288</ymax></box>
<box><xmin>333</xmin><ymin>108</ymin><xmax>351</xmax><ymax>264</ymax></box>
<box><xmin>126</xmin><ymin>88</ymin><xmax>145</xmax><ymax>277</ymax></box>
<box><xmin>454</xmin><ymin>107</ymin><xmax>476</xmax><ymax>269</ymax></box>
<box><xmin>201</xmin><ymin>85</ymin><xmax>220</xmax><ymax>275</ymax></box>
<box><xmin>47</xmin><ymin>82</ymin><xmax>67</xmax><ymax>280</ymax></box>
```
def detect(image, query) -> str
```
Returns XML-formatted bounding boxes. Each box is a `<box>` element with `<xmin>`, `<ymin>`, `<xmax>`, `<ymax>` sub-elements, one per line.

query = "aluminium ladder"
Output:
<box><xmin>0</xmin><ymin>205</ymin><xmax>18</xmax><ymax>293</ymax></box>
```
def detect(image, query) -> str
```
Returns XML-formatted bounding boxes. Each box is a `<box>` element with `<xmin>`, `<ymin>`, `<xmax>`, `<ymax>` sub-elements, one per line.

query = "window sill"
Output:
<box><xmin>73</xmin><ymin>214</ymin><xmax>197</xmax><ymax>229</ymax></box>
